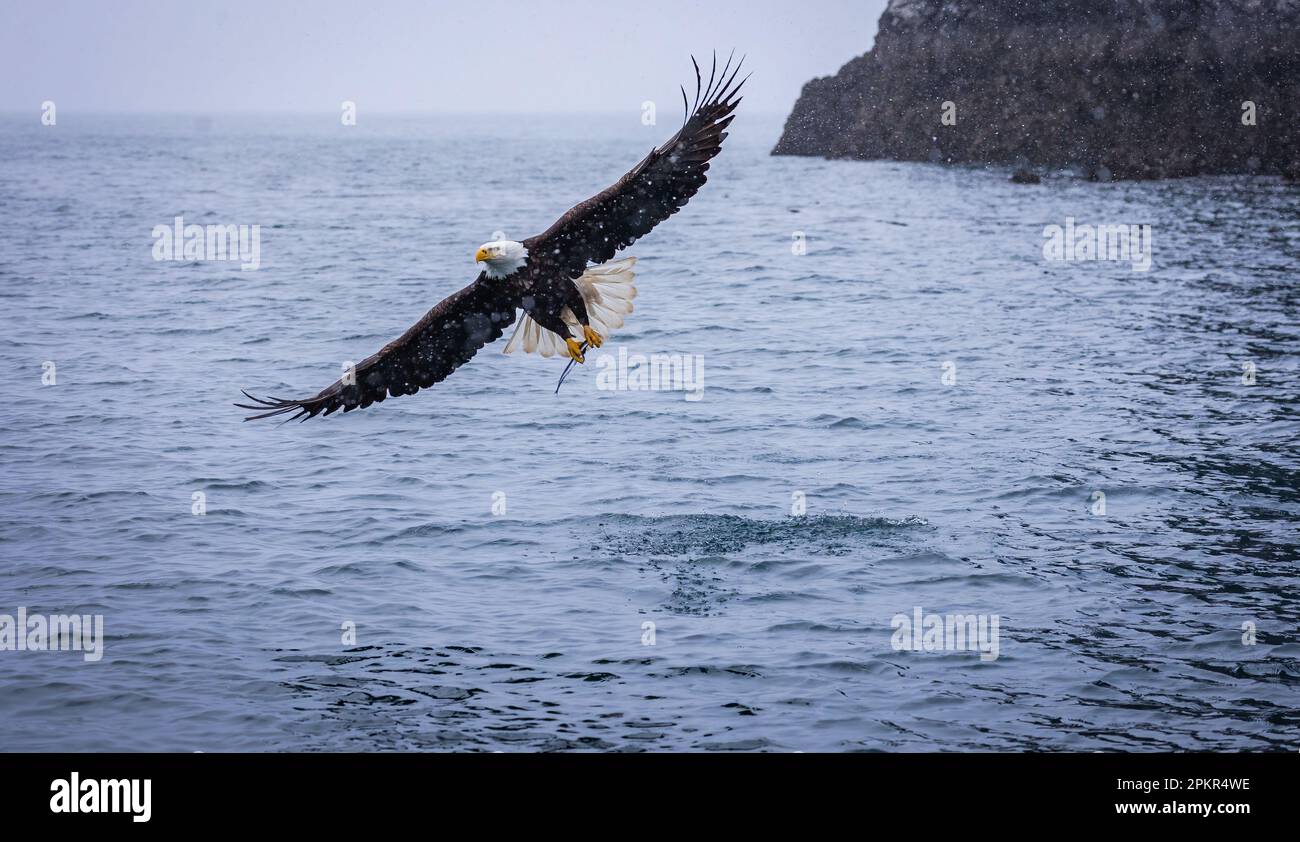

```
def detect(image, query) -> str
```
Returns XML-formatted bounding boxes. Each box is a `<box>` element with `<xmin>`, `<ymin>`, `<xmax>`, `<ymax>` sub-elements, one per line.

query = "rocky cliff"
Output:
<box><xmin>773</xmin><ymin>0</ymin><xmax>1300</xmax><ymax>179</ymax></box>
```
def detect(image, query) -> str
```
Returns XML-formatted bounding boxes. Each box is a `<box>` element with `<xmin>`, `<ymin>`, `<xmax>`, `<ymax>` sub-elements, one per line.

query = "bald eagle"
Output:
<box><xmin>238</xmin><ymin>55</ymin><xmax>746</xmax><ymax>422</ymax></box>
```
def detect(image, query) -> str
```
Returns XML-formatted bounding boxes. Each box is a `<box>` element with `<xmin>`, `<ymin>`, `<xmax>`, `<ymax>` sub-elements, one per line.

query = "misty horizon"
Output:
<box><xmin>1</xmin><ymin>0</ymin><xmax>883</xmax><ymax>116</ymax></box>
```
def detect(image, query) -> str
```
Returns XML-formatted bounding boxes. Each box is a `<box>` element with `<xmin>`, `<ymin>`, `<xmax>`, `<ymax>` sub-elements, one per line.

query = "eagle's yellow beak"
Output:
<box><xmin>475</xmin><ymin>247</ymin><xmax>491</xmax><ymax>263</ymax></box>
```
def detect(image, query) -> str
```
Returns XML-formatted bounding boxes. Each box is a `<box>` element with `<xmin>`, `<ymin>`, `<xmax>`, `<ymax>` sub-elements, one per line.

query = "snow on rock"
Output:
<box><xmin>772</xmin><ymin>0</ymin><xmax>1300</xmax><ymax>180</ymax></box>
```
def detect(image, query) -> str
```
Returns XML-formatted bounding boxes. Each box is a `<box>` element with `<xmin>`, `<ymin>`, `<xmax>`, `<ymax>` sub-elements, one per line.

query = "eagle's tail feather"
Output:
<box><xmin>572</xmin><ymin>256</ymin><xmax>637</xmax><ymax>341</ymax></box>
<box><xmin>504</xmin><ymin>311</ymin><xmax>569</xmax><ymax>357</ymax></box>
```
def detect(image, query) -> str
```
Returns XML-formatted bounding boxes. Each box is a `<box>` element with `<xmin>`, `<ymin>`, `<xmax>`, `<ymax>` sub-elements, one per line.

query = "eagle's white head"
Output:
<box><xmin>475</xmin><ymin>239</ymin><xmax>529</xmax><ymax>279</ymax></box>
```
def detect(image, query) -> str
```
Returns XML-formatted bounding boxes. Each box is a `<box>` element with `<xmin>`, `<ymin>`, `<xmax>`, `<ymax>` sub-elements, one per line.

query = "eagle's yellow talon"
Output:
<box><xmin>565</xmin><ymin>337</ymin><xmax>586</xmax><ymax>363</ymax></box>
<box><xmin>582</xmin><ymin>326</ymin><xmax>603</xmax><ymax>348</ymax></box>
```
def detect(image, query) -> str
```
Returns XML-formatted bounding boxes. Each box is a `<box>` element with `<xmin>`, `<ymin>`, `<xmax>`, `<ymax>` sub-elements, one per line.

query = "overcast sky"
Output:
<box><xmin>1</xmin><ymin>0</ymin><xmax>885</xmax><ymax>115</ymax></box>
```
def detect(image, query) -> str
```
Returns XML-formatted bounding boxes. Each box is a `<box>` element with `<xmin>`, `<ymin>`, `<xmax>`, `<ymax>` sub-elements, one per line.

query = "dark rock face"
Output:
<box><xmin>773</xmin><ymin>0</ymin><xmax>1300</xmax><ymax>179</ymax></box>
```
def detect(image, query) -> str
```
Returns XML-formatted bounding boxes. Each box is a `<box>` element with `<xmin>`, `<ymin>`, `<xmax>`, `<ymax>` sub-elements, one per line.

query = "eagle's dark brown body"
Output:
<box><xmin>512</xmin><ymin>266</ymin><xmax>590</xmax><ymax>346</ymax></box>
<box><xmin>239</xmin><ymin>55</ymin><xmax>746</xmax><ymax>421</ymax></box>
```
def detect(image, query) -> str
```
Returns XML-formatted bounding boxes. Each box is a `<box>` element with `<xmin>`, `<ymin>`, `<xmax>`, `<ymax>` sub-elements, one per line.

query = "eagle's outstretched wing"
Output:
<box><xmin>523</xmin><ymin>53</ymin><xmax>747</xmax><ymax>281</ymax></box>
<box><xmin>237</xmin><ymin>276</ymin><xmax>518</xmax><ymax>421</ymax></box>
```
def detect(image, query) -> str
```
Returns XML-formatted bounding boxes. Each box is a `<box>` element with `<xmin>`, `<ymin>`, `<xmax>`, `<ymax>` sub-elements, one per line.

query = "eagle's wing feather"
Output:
<box><xmin>522</xmin><ymin>53</ymin><xmax>747</xmax><ymax>281</ymax></box>
<box><xmin>237</xmin><ymin>276</ymin><xmax>518</xmax><ymax>421</ymax></box>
